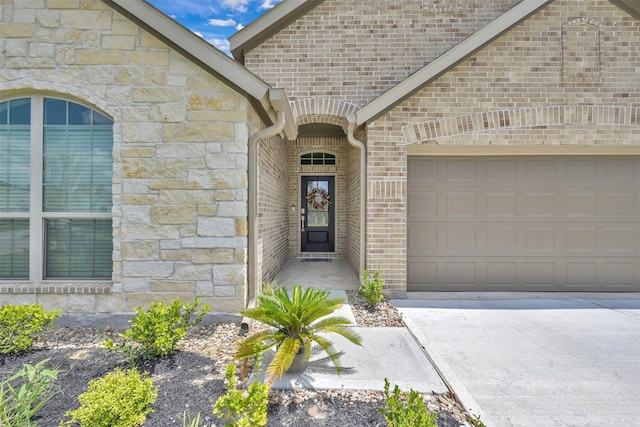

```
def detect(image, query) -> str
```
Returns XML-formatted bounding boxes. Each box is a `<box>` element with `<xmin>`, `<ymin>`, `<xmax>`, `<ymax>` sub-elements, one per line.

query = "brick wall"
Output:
<box><xmin>246</xmin><ymin>0</ymin><xmax>517</xmax><ymax>105</ymax></box>
<box><xmin>245</xmin><ymin>0</ymin><xmax>640</xmax><ymax>292</ymax></box>
<box><xmin>257</xmin><ymin>134</ymin><xmax>289</xmax><ymax>283</ymax></box>
<box><xmin>380</xmin><ymin>0</ymin><xmax>640</xmax><ymax>290</ymax></box>
<box><xmin>0</xmin><ymin>0</ymin><xmax>256</xmax><ymax>315</ymax></box>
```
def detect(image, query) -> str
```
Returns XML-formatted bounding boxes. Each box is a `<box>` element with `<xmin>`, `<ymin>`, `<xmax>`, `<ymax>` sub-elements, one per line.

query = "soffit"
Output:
<box><xmin>229</xmin><ymin>0</ymin><xmax>326</xmax><ymax>63</ymax></box>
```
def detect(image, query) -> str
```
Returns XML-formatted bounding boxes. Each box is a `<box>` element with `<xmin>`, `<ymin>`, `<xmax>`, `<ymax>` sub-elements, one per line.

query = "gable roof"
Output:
<box><xmin>232</xmin><ymin>0</ymin><xmax>639</xmax><ymax>127</ymax></box>
<box><xmin>102</xmin><ymin>0</ymin><xmax>282</xmax><ymax>126</ymax></box>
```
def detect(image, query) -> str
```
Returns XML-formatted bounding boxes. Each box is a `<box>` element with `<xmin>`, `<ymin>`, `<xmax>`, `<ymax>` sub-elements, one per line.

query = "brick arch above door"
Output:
<box><xmin>291</xmin><ymin>98</ymin><xmax>361</xmax><ymax>127</ymax></box>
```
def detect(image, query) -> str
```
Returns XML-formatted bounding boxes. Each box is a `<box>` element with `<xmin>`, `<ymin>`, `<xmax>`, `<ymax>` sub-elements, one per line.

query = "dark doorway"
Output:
<box><xmin>301</xmin><ymin>176</ymin><xmax>335</xmax><ymax>252</ymax></box>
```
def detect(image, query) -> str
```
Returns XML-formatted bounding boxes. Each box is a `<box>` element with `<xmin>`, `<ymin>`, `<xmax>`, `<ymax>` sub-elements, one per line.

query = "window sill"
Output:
<box><xmin>0</xmin><ymin>282</ymin><xmax>112</xmax><ymax>295</ymax></box>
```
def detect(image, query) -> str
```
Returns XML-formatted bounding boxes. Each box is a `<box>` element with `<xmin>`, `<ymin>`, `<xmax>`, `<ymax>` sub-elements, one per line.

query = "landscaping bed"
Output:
<box><xmin>0</xmin><ymin>295</ymin><xmax>471</xmax><ymax>426</ymax></box>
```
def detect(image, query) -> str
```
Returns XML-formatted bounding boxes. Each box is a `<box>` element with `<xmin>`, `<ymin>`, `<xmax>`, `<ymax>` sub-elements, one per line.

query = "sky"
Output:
<box><xmin>147</xmin><ymin>0</ymin><xmax>282</xmax><ymax>55</ymax></box>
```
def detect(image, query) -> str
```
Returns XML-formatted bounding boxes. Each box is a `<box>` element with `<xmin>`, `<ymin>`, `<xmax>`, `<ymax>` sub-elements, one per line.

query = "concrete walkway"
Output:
<box><xmin>256</xmin><ymin>289</ymin><xmax>448</xmax><ymax>395</ymax></box>
<box><xmin>394</xmin><ymin>295</ymin><xmax>640</xmax><ymax>427</ymax></box>
<box><xmin>268</xmin><ymin>262</ymin><xmax>448</xmax><ymax>393</ymax></box>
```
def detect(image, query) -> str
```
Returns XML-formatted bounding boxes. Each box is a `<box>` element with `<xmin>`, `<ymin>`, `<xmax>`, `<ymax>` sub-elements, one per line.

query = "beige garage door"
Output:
<box><xmin>408</xmin><ymin>157</ymin><xmax>640</xmax><ymax>291</ymax></box>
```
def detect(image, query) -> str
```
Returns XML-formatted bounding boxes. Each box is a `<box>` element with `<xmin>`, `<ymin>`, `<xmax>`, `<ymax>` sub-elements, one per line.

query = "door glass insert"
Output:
<box><xmin>306</xmin><ymin>180</ymin><xmax>330</xmax><ymax>227</ymax></box>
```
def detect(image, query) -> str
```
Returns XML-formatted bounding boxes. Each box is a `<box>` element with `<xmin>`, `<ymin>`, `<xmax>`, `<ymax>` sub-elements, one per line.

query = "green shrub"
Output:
<box><xmin>61</xmin><ymin>368</ymin><xmax>157</xmax><ymax>427</ymax></box>
<box><xmin>0</xmin><ymin>304</ymin><xmax>60</xmax><ymax>354</ymax></box>
<box><xmin>379</xmin><ymin>378</ymin><xmax>437</xmax><ymax>427</ymax></box>
<box><xmin>105</xmin><ymin>298</ymin><xmax>209</xmax><ymax>363</ymax></box>
<box><xmin>360</xmin><ymin>268</ymin><xmax>384</xmax><ymax>307</ymax></box>
<box><xmin>213</xmin><ymin>362</ymin><xmax>269</xmax><ymax>427</ymax></box>
<box><xmin>0</xmin><ymin>359</ymin><xmax>58</xmax><ymax>427</ymax></box>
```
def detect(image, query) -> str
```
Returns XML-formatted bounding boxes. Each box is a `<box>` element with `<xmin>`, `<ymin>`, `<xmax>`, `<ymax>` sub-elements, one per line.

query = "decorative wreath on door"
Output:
<box><xmin>306</xmin><ymin>187</ymin><xmax>331</xmax><ymax>211</ymax></box>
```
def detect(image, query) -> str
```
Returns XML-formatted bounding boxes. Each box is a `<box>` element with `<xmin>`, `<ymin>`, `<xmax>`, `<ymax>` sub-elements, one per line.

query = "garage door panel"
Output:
<box><xmin>445</xmin><ymin>158</ymin><xmax>477</xmax><ymax>181</ymax></box>
<box><xmin>408</xmin><ymin>156</ymin><xmax>640</xmax><ymax>291</ymax></box>
<box><xmin>603</xmin><ymin>227</ymin><xmax>638</xmax><ymax>253</ymax></box>
<box><xmin>603</xmin><ymin>193</ymin><xmax>637</xmax><ymax>218</ymax></box>
<box><xmin>445</xmin><ymin>192</ymin><xmax>476</xmax><ymax>216</ymax></box>
<box><xmin>486</xmin><ymin>262</ymin><xmax>517</xmax><ymax>286</ymax></box>
<box><xmin>407</xmin><ymin>223</ymin><xmax>436</xmax><ymax>252</ymax></box>
<box><xmin>564</xmin><ymin>227</ymin><xmax>597</xmax><ymax>253</ymax></box>
<box><xmin>605</xmin><ymin>158</ymin><xmax>639</xmax><ymax>182</ymax></box>
<box><xmin>487</xmin><ymin>158</ymin><xmax>517</xmax><ymax>182</ymax></box>
<box><xmin>486</xmin><ymin>193</ymin><xmax>518</xmax><ymax>217</ymax></box>
<box><xmin>524</xmin><ymin>159</ymin><xmax>557</xmax><ymax>183</ymax></box>
<box><xmin>565</xmin><ymin>193</ymin><xmax>598</xmax><ymax>218</ymax></box>
<box><xmin>604</xmin><ymin>262</ymin><xmax>638</xmax><ymax>287</ymax></box>
<box><xmin>567</xmin><ymin>158</ymin><xmax>598</xmax><ymax>182</ymax></box>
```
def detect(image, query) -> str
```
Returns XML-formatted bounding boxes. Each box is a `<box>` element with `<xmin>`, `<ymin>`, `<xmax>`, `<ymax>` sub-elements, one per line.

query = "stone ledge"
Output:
<box><xmin>0</xmin><ymin>283</ymin><xmax>113</xmax><ymax>295</ymax></box>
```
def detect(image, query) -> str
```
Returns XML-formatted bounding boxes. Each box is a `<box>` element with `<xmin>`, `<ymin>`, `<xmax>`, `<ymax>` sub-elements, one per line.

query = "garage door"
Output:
<box><xmin>408</xmin><ymin>157</ymin><xmax>640</xmax><ymax>291</ymax></box>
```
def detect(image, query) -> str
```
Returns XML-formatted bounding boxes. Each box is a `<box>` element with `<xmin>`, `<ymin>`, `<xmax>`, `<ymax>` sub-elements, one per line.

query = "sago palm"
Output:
<box><xmin>236</xmin><ymin>284</ymin><xmax>362</xmax><ymax>383</ymax></box>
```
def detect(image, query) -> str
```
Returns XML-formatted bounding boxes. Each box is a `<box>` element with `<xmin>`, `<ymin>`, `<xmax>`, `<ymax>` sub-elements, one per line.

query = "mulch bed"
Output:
<box><xmin>0</xmin><ymin>296</ymin><xmax>470</xmax><ymax>426</ymax></box>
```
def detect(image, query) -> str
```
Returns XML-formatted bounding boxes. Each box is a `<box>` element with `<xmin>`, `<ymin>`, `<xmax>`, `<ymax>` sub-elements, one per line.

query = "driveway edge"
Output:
<box><xmin>402</xmin><ymin>316</ymin><xmax>496</xmax><ymax>427</ymax></box>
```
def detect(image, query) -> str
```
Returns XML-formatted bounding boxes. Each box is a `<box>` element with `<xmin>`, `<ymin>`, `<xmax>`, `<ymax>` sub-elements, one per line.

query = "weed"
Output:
<box><xmin>182</xmin><ymin>410</ymin><xmax>203</xmax><ymax>427</ymax></box>
<box><xmin>467</xmin><ymin>413</ymin><xmax>488</xmax><ymax>427</ymax></box>
<box><xmin>0</xmin><ymin>359</ymin><xmax>58</xmax><ymax>427</ymax></box>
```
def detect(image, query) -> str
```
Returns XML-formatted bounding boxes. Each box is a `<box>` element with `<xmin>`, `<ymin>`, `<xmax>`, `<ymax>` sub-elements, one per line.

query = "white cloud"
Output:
<box><xmin>222</xmin><ymin>0</ymin><xmax>249</xmax><ymax>13</ymax></box>
<box><xmin>260</xmin><ymin>0</ymin><xmax>281</xmax><ymax>10</ymax></box>
<box><xmin>207</xmin><ymin>37</ymin><xmax>231</xmax><ymax>54</ymax></box>
<box><xmin>208</xmin><ymin>18</ymin><xmax>237</xmax><ymax>27</ymax></box>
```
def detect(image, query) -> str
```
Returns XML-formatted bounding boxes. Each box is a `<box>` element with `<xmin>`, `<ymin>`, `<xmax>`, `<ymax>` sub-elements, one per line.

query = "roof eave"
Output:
<box><xmin>355</xmin><ymin>0</ymin><xmax>556</xmax><ymax>126</ymax></box>
<box><xmin>229</xmin><ymin>0</ymin><xmax>325</xmax><ymax>63</ymax></box>
<box><xmin>102</xmin><ymin>0</ymin><xmax>276</xmax><ymax>122</ymax></box>
<box><xmin>609</xmin><ymin>0</ymin><xmax>640</xmax><ymax>20</ymax></box>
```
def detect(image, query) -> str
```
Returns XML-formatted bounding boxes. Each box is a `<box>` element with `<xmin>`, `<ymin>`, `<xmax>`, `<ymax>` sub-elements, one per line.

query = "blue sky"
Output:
<box><xmin>147</xmin><ymin>0</ymin><xmax>282</xmax><ymax>55</ymax></box>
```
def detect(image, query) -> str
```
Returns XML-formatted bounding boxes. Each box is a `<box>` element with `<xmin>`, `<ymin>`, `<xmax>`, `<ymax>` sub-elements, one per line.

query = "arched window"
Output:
<box><xmin>300</xmin><ymin>152</ymin><xmax>336</xmax><ymax>166</ymax></box>
<box><xmin>0</xmin><ymin>97</ymin><xmax>113</xmax><ymax>280</ymax></box>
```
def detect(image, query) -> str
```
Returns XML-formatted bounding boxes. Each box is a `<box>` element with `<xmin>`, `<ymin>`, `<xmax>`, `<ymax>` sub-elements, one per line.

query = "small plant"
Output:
<box><xmin>259</xmin><ymin>280</ymin><xmax>280</xmax><ymax>297</ymax></box>
<box><xmin>182</xmin><ymin>410</ymin><xmax>202</xmax><ymax>427</ymax></box>
<box><xmin>467</xmin><ymin>413</ymin><xmax>488</xmax><ymax>427</ymax></box>
<box><xmin>360</xmin><ymin>267</ymin><xmax>384</xmax><ymax>307</ymax></box>
<box><xmin>236</xmin><ymin>284</ymin><xmax>362</xmax><ymax>383</ymax></box>
<box><xmin>379</xmin><ymin>378</ymin><xmax>438</xmax><ymax>427</ymax></box>
<box><xmin>0</xmin><ymin>359</ymin><xmax>58</xmax><ymax>427</ymax></box>
<box><xmin>0</xmin><ymin>303</ymin><xmax>60</xmax><ymax>354</ymax></box>
<box><xmin>61</xmin><ymin>368</ymin><xmax>158</xmax><ymax>427</ymax></box>
<box><xmin>213</xmin><ymin>362</ymin><xmax>269</xmax><ymax>427</ymax></box>
<box><xmin>105</xmin><ymin>298</ymin><xmax>209</xmax><ymax>364</ymax></box>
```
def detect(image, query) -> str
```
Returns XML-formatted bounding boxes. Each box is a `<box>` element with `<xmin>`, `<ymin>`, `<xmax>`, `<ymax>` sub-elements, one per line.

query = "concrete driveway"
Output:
<box><xmin>393</xmin><ymin>295</ymin><xmax>640</xmax><ymax>427</ymax></box>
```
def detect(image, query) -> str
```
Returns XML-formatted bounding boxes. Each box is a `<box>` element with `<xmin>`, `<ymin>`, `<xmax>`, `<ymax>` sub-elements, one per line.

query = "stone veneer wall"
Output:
<box><xmin>0</xmin><ymin>0</ymin><xmax>256</xmax><ymax>316</ymax></box>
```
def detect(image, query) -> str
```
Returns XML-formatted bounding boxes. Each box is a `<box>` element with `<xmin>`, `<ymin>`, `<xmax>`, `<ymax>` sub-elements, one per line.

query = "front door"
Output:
<box><xmin>301</xmin><ymin>176</ymin><xmax>335</xmax><ymax>252</ymax></box>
